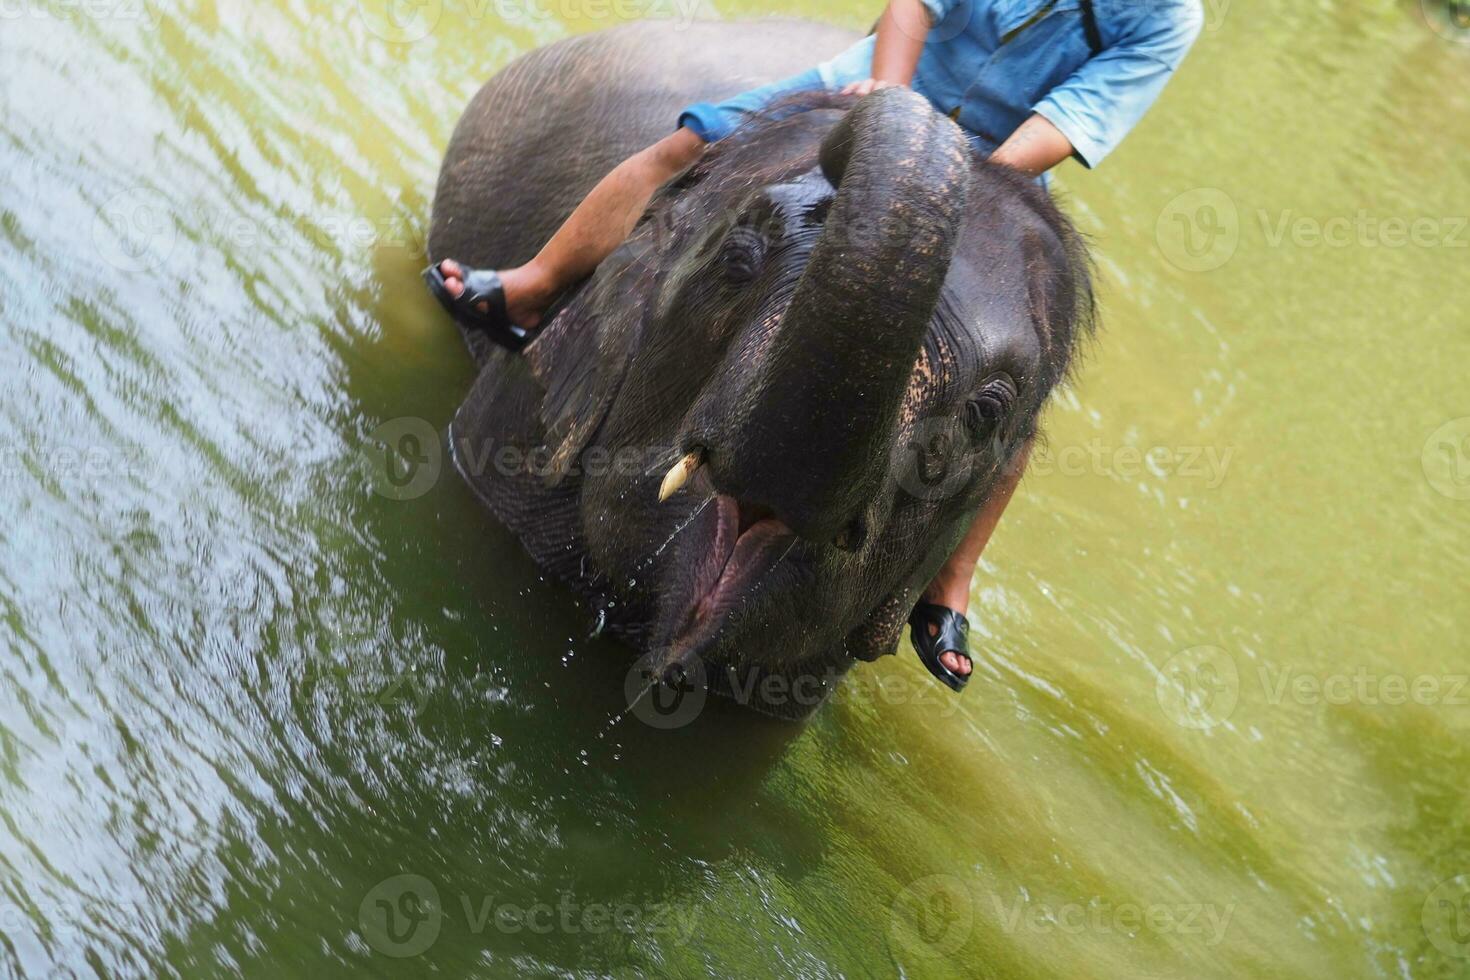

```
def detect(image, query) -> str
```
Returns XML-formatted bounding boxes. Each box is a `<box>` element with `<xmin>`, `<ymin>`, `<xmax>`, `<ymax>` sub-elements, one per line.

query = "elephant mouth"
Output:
<box><xmin>666</xmin><ymin>495</ymin><xmax>796</xmax><ymax>657</ymax></box>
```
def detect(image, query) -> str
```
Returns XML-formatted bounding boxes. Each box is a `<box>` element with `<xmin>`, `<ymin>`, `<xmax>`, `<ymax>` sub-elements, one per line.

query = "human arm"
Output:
<box><xmin>1030</xmin><ymin>7</ymin><xmax>1204</xmax><ymax>167</ymax></box>
<box><xmin>988</xmin><ymin>113</ymin><xmax>1076</xmax><ymax>174</ymax></box>
<box><xmin>840</xmin><ymin>0</ymin><xmax>933</xmax><ymax>95</ymax></box>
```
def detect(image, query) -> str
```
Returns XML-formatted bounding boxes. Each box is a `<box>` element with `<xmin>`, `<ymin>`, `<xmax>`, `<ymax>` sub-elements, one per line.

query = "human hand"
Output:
<box><xmin>839</xmin><ymin>78</ymin><xmax>902</xmax><ymax>97</ymax></box>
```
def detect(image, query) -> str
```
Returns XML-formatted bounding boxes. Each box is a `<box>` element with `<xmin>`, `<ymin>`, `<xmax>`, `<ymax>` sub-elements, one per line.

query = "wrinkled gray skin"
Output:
<box><xmin>428</xmin><ymin>20</ymin><xmax>1093</xmax><ymax>719</ymax></box>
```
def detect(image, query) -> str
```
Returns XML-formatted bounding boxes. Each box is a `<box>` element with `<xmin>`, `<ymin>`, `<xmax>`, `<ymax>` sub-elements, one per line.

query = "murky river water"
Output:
<box><xmin>2</xmin><ymin>0</ymin><xmax>1468</xmax><ymax>976</ymax></box>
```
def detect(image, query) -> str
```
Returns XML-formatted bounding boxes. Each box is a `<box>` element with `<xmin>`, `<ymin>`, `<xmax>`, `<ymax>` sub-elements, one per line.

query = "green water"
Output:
<box><xmin>2</xmin><ymin>0</ymin><xmax>1469</xmax><ymax>976</ymax></box>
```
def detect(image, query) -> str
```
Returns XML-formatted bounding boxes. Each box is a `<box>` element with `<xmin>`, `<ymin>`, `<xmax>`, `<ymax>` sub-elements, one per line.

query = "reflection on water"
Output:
<box><xmin>1</xmin><ymin>0</ymin><xmax>1468</xmax><ymax>975</ymax></box>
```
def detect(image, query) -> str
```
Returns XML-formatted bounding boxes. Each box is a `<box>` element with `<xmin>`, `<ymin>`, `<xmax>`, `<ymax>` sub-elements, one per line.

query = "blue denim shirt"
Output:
<box><xmin>817</xmin><ymin>0</ymin><xmax>1202</xmax><ymax>166</ymax></box>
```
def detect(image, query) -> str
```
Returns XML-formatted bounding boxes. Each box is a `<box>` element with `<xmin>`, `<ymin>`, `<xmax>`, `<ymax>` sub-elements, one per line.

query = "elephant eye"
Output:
<box><xmin>718</xmin><ymin>225</ymin><xmax>766</xmax><ymax>284</ymax></box>
<box><xmin>965</xmin><ymin>374</ymin><xmax>1017</xmax><ymax>446</ymax></box>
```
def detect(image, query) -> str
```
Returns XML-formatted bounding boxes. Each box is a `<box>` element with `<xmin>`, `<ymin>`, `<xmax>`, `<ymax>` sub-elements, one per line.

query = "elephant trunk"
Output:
<box><xmin>725</xmin><ymin>88</ymin><xmax>973</xmax><ymax>543</ymax></box>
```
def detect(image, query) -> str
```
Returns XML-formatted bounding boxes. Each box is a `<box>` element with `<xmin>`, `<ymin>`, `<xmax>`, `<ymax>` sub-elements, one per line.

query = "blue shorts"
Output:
<box><xmin>679</xmin><ymin>38</ymin><xmax>976</xmax><ymax>150</ymax></box>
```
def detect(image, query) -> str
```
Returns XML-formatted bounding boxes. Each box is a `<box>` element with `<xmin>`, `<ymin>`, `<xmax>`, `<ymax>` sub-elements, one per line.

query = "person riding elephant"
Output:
<box><xmin>426</xmin><ymin>0</ymin><xmax>1202</xmax><ymax>700</ymax></box>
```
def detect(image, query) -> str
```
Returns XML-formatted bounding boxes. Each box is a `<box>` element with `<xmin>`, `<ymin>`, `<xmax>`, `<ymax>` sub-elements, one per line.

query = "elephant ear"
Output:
<box><xmin>522</xmin><ymin>241</ymin><xmax>647</xmax><ymax>484</ymax></box>
<box><xmin>449</xmin><ymin>244</ymin><xmax>644</xmax><ymax>593</ymax></box>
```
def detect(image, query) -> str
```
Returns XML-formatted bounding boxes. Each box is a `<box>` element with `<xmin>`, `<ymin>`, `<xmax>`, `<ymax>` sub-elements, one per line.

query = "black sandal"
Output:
<box><xmin>422</xmin><ymin>261</ymin><xmax>531</xmax><ymax>352</ymax></box>
<box><xmin>908</xmin><ymin>602</ymin><xmax>972</xmax><ymax>692</ymax></box>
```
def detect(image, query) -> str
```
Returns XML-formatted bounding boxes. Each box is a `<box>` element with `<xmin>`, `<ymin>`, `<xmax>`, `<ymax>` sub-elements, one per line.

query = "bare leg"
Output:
<box><xmin>439</xmin><ymin>127</ymin><xmax>707</xmax><ymax>329</ymax></box>
<box><xmin>920</xmin><ymin>439</ymin><xmax>1033</xmax><ymax>676</ymax></box>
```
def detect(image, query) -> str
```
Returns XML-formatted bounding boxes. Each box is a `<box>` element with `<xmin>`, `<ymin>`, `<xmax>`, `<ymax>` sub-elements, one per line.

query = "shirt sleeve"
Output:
<box><xmin>918</xmin><ymin>0</ymin><xmax>962</xmax><ymax>26</ymax></box>
<box><xmin>1031</xmin><ymin>5</ymin><xmax>1203</xmax><ymax>168</ymax></box>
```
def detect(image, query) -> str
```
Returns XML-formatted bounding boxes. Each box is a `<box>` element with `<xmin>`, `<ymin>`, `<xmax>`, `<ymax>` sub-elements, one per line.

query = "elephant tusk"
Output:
<box><xmin>658</xmin><ymin>450</ymin><xmax>705</xmax><ymax>503</ymax></box>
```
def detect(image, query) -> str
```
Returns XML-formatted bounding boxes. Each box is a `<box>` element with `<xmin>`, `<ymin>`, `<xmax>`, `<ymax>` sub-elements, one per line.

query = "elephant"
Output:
<box><xmin>427</xmin><ymin>19</ymin><xmax>1095</xmax><ymax>719</ymax></box>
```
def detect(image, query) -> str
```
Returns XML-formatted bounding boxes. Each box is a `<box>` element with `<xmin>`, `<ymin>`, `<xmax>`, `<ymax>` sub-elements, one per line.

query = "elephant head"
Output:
<box><xmin>450</xmin><ymin>88</ymin><xmax>1093</xmax><ymax>718</ymax></box>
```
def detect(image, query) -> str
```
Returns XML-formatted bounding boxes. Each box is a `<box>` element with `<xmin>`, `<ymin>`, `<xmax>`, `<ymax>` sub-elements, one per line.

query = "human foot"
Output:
<box><xmin>423</xmin><ymin>260</ymin><xmax>523</xmax><ymax>351</ymax></box>
<box><xmin>908</xmin><ymin>601</ymin><xmax>972</xmax><ymax>692</ymax></box>
<box><xmin>435</xmin><ymin>259</ymin><xmax>545</xmax><ymax>330</ymax></box>
<box><xmin>919</xmin><ymin>577</ymin><xmax>974</xmax><ymax>680</ymax></box>
<box><xmin>931</xmin><ymin>617</ymin><xmax>973</xmax><ymax>679</ymax></box>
